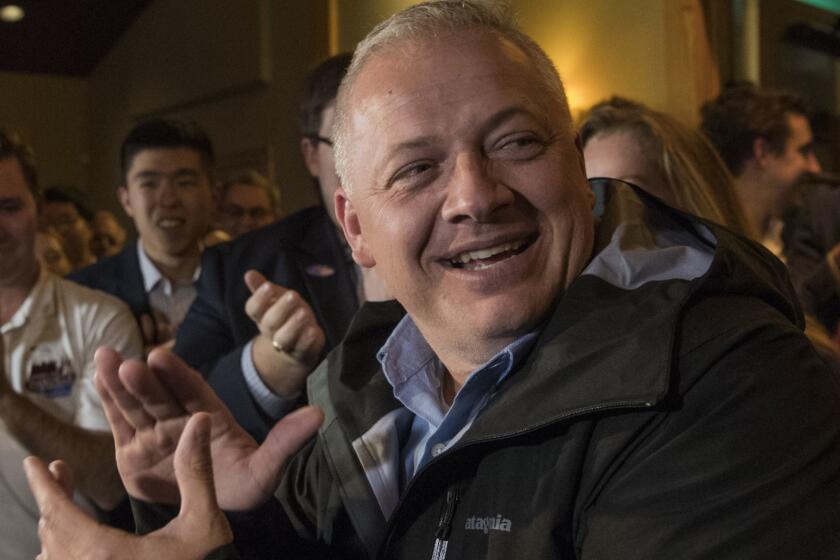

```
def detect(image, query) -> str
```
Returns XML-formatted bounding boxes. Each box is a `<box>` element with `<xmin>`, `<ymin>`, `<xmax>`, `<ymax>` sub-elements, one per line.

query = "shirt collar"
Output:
<box><xmin>1</xmin><ymin>266</ymin><xmax>55</xmax><ymax>333</ymax></box>
<box><xmin>377</xmin><ymin>314</ymin><xmax>538</xmax><ymax>428</ymax></box>
<box><xmin>136</xmin><ymin>239</ymin><xmax>201</xmax><ymax>295</ymax></box>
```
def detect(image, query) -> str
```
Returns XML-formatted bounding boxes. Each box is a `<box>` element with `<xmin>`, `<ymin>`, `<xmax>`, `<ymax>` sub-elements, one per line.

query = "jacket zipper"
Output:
<box><xmin>377</xmin><ymin>398</ymin><xmax>656</xmax><ymax>558</ymax></box>
<box><xmin>430</xmin><ymin>485</ymin><xmax>460</xmax><ymax>560</ymax></box>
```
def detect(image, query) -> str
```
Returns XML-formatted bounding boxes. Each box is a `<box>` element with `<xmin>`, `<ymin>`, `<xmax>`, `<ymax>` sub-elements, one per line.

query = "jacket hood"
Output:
<box><xmin>312</xmin><ymin>179</ymin><xmax>803</xmax><ymax>443</ymax></box>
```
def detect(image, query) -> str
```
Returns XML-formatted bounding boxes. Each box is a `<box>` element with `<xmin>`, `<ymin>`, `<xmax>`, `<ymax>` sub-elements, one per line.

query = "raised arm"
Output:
<box><xmin>0</xmin><ymin>374</ymin><xmax>123</xmax><ymax>509</ymax></box>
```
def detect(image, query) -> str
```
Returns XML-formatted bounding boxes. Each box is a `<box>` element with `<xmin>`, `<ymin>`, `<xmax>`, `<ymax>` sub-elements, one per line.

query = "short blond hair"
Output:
<box><xmin>333</xmin><ymin>0</ymin><xmax>570</xmax><ymax>192</ymax></box>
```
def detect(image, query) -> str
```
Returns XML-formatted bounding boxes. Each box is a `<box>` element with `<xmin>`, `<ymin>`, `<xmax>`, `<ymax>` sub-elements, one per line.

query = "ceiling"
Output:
<box><xmin>0</xmin><ymin>0</ymin><xmax>151</xmax><ymax>76</ymax></box>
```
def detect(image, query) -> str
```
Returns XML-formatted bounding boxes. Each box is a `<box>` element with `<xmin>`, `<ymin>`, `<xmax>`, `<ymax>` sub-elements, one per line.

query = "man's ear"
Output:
<box><xmin>300</xmin><ymin>137</ymin><xmax>320</xmax><ymax>178</ymax></box>
<box><xmin>335</xmin><ymin>188</ymin><xmax>375</xmax><ymax>268</ymax></box>
<box><xmin>752</xmin><ymin>137</ymin><xmax>773</xmax><ymax>167</ymax></box>
<box><xmin>573</xmin><ymin>132</ymin><xmax>587</xmax><ymax>178</ymax></box>
<box><xmin>116</xmin><ymin>186</ymin><xmax>134</xmax><ymax>218</ymax></box>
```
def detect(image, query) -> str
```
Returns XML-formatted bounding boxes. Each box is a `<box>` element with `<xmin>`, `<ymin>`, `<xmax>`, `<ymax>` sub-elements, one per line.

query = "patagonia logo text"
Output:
<box><xmin>464</xmin><ymin>515</ymin><xmax>512</xmax><ymax>534</ymax></box>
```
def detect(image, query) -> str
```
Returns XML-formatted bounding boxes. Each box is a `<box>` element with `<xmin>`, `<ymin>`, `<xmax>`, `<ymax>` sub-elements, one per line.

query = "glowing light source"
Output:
<box><xmin>0</xmin><ymin>4</ymin><xmax>24</xmax><ymax>23</ymax></box>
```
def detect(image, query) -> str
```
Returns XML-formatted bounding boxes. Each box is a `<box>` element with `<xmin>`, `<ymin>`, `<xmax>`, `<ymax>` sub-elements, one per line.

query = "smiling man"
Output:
<box><xmin>70</xmin><ymin>119</ymin><xmax>213</xmax><ymax>350</ymax></box>
<box><xmin>27</xmin><ymin>2</ymin><xmax>840</xmax><ymax>559</ymax></box>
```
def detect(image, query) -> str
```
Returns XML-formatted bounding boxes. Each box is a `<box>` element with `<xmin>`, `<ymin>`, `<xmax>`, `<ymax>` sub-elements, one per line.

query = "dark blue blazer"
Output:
<box><xmin>68</xmin><ymin>243</ymin><xmax>150</xmax><ymax>322</ymax></box>
<box><xmin>173</xmin><ymin>205</ymin><xmax>359</xmax><ymax>440</ymax></box>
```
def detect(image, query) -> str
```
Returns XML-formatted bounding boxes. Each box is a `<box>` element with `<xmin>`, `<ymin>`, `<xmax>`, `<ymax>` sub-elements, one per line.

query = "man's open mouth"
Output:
<box><xmin>157</xmin><ymin>218</ymin><xmax>186</xmax><ymax>229</ymax></box>
<box><xmin>447</xmin><ymin>236</ymin><xmax>535</xmax><ymax>270</ymax></box>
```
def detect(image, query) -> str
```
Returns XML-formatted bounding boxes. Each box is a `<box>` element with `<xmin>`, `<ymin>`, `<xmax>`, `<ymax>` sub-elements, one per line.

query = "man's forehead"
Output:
<box><xmin>0</xmin><ymin>157</ymin><xmax>30</xmax><ymax>196</ymax></box>
<box><xmin>349</xmin><ymin>33</ymin><xmax>553</xmax><ymax>129</ymax></box>
<box><xmin>127</xmin><ymin>147</ymin><xmax>205</xmax><ymax>176</ymax></box>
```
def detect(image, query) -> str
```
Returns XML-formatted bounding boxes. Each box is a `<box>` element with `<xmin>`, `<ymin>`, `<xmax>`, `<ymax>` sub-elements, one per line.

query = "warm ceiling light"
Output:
<box><xmin>0</xmin><ymin>4</ymin><xmax>24</xmax><ymax>23</ymax></box>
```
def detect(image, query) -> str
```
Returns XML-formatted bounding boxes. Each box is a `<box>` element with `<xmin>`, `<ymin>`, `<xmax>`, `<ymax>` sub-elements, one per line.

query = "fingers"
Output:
<box><xmin>148</xmin><ymin>413</ymin><xmax>232</xmax><ymax>558</ymax></box>
<box><xmin>174</xmin><ymin>413</ymin><xmax>219</xmax><ymax>517</ymax></box>
<box><xmin>94</xmin><ymin>348</ymin><xmax>136</xmax><ymax>447</ymax></box>
<box><xmin>48</xmin><ymin>460</ymin><xmax>75</xmax><ymax>499</ymax></box>
<box><xmin>152</xmin><ymin>309</ymin><xmax>174</xmax><ymax>344</ymax></box>
<box><xmin>121</xmin><ymin>355</ymin><xmax>187</xmax><ymax>421</ymax></box>
<box><xmin>140</xmin><ymin>313</ymin><xmax>156</xmax><ymax>346</ymax></box>
<box><xmin>244</xmin><ymin>269</ymin><xmax>268</xmax><ymax>293</ymax></box>
<box><xmin>245</xmin><ymin>279</ymin><xmax>292</xmax><ymax>330</ymax></box>
<box><xmin>24</xmin><ymin>456</ymin><xmax>90</xmax><ymax>529</ymax></box>
<box><xmin>146</xmin><ymin>349</ymin><xmax>228</xmax><ymax>416</ymax></box>
<box><xmin>272</xmin><ymin>319</ymin><xmax>325</xmax><ymax>367</ymax></box>
<box><xmin>249</xmin><ymin>406</ymin><xmax>324</xmax><ymax>492</ymax></box>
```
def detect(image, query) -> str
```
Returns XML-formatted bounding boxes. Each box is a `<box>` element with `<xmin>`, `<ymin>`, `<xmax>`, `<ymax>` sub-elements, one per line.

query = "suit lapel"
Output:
<box><xmin>119</xmin><ymin>246</ymin><xmax>151</xmax><ymax>318</ymax></box>
<box><xmin>294</xmin><ymin>216</ymin><xmax>359</xmax><ymax>347</ymax></box>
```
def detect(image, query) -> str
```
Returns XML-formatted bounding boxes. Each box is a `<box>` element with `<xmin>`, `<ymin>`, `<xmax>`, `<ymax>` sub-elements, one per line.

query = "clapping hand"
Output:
<box><xmin>94</xmin><ymin>347</ymin><xmax>323</xmax><ymax>510</ymax></box>
<box><xmin>24</xmin><ymin>413</ymin><xmax>233</xmax><ymax>560</ymax></box>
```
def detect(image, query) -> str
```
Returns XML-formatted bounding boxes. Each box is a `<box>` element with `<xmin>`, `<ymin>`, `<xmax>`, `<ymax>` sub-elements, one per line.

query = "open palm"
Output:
<box><xmin>95</xmin><ymin>347</ymin><xmax>323</xmax><ymax>510</ymax></box>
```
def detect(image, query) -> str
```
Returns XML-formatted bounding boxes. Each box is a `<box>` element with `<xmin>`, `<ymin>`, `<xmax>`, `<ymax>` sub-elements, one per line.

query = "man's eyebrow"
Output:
<box><xmin>383</xmin><ymin>107</ymin><xmax>538</xmax><ymax>157</ymax></box>
<box><xmin>130</xmin><ymin>169</ymin><xmax>200</xmax><ymax>180</ymax></box>
<box><xmin>0</xmin><ymin>196</ymin><xmax>23</xmax><ymax>205</ymax></box>
<box><xmin>172</xmin><ymin>168</ymin><xmax>200</xmax><ymax>177</ymax></box>
<box><xmin>131</xmin><ymin>170</ymin><xmax>162</xmax><ymax>180</ymax></box>
<box><xmin>478</xmin><ymin>106</ymin><xmax>538</xmax><ymax>137</ymax></box>
<box><xmin>386</xmin><ymin>136</ymin><xmax>438</xmax><ymax>156</ymax></box>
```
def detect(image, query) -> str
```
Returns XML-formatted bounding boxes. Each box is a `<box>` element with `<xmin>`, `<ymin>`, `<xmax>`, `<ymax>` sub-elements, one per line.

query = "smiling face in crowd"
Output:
<box><xmin>336</xmin><ymin>30</ymin><xmax>595</xmax><ymax>371</ymax></box>
<box><xmin>119</xmin><ymin>147</ymin><xmax>212</xmax><ymax>262</ymax></box>
<box><xmin>0</xmin><ymin>157</ymin><xmax>38</xmax><ymax>287</ymax></box>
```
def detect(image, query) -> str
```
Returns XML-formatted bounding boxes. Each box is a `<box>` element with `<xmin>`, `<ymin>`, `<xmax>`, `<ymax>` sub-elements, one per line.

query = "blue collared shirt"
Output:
<box><xmin>377</xmin><ymin>316</ymin><xmax>538</xmax><ymax>488</ymax></box>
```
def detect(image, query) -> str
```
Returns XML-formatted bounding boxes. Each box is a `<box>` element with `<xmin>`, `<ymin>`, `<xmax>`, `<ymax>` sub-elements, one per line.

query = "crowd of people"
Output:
<box><xmin>3</xmin><ymin>1</ymin><xmax>840</xmax><ymax>558</ymax></box>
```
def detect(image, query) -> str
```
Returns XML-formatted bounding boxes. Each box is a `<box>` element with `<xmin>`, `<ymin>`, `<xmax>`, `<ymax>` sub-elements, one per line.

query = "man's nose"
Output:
<box><xmin>807</xmin><ymin>153</ymin><xmax>822</xmax><ymax>174</ymax></box>
<box><xmin>158</xmin><ymin>180</ymin><xmax>181</xmax><ymax>206</ymax></box>
<box><xmin>441</xmin><ymin>153</ymin><xmax>514</xmax><ymax>222</ymax></box>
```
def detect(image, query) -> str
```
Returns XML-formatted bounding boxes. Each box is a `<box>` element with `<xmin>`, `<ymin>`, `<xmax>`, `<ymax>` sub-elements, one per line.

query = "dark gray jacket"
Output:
<box><xmin>141</xmin><ymin>181</ymin><xmax>840</xmax><ymax>559</ymax></box>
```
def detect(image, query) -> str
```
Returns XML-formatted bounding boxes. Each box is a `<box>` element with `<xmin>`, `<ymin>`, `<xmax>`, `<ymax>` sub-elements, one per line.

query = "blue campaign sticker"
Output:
<box><xmin>306</xmin><ymin>264</ymin><xmax>336</xmax><ymax>278</ymax></box>
<box><xmin>26</xmin><ymin>358</ymin><xmax>77</xmax><ymax>398</ymax></box>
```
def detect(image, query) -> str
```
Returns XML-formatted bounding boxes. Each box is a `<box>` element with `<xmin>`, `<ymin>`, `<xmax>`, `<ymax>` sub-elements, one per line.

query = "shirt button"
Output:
<box><xmin>431</xmin><ymin>443</ymin><xmax>446</xmax><ymax>456</ymax></box>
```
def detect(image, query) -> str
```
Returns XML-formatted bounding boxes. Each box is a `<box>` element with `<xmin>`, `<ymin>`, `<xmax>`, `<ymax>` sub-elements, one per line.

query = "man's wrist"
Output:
<box><xmin>251</xmin><ymin>335</ymin><xmax>308</xmax><ymax>397</ymax></box>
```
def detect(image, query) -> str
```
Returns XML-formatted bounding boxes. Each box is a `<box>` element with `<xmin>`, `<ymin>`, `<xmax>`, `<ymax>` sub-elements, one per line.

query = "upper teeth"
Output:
<box><xmin>159</xmin><ymin>219</ymin><xmax>182</xmax><ymax>227</ymax></box>
<box><xmin>452</xmin><ymin>240</ymin><xmax>525</xmax><ymax>264</ymax></box>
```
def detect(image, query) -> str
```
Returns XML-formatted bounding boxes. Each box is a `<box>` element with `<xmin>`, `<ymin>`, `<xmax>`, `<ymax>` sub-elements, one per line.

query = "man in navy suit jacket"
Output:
<box><xmin>173</xmin><ymin>53</ymin><xmax>361</xmax><ymax>442</ymax></box>
<box><xmin>70</xmin><ymin>119</ymin><xmax>215</xmax><ymax>350</ymax></box>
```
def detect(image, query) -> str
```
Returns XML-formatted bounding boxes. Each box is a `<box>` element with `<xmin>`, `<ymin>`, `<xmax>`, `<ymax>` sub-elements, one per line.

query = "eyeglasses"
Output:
<box><xmin>221</xmin><ymin>205</ymin><xmax>273</xmax><ymax>220</ymax></box>
<box><xmin>308</xmin><ymin>135</ymin><xmax>333</xmax><ymax>147</ymax></box>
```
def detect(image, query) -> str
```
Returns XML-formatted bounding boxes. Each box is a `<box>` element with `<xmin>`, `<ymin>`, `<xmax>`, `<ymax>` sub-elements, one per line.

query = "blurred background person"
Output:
<box><xmin>217</xmin><ymin>170</ymin><xmax>278</xmax><ymax>239</ymax></box>
<box><xmin>89</xmin><ymin>210</ymin><xmax>127</xmax><ymax>260</ymax></box>
<box><xmin>41</xmin><ymin>187</ymin><xmax>95</xmax><ymax>271</ymax></box>
<box><xmin>580</xmin><ymin>97</ymin><xmax>839</xmax><ymax>370</ymax></box>
<box><xmin>0</xmin><ymin>128</ymin><xmax>142</xmax><ymax>558</ymax></box>
<box><xmin>581</xmin><ymin>96</ymin><xmax>753</xmax><ymax>237</ymax></box>
<box><xmin>700</xmin><ymin>83</ymin><xmax>821</xmax><ymax>257</ymax></box>
<box><xmin>34</xmin><ymin>228</ymin><xmax>72</xmax><ymax>277</ymax></box>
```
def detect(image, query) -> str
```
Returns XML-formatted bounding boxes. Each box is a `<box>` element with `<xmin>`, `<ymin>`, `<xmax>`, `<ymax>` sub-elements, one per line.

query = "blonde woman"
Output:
<box><xmin>581</xmin><ymin>96</ymin><xmax>837</xmax><ymax>367</ymax></box>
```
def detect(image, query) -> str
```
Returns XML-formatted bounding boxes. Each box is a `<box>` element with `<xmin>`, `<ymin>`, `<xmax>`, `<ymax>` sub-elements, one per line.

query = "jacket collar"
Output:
<box><xmin>321</xmin><ymin>179</ymin><xmax>799</xmax><ymax>444</ymax></box>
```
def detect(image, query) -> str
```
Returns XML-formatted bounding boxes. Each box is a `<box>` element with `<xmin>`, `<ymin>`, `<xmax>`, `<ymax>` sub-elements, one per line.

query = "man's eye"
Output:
<box><xmin>493</xmin><ymin>134</ymin><xmax>544</xmax><ymax>159</ymax></box>
<box><xmin>0</xmin><ymin>201</ymin><xmax>23</xmax><ymax>213</ymax></box>
<box><xmin>139</xmin><ymin>181</ymin><xmax>157</xmax><ymax>189</ymax></box>
<box><xmin>391</xmin><ymin>161</ymin><xmax>435</xmax><ymax>187</ymax></box>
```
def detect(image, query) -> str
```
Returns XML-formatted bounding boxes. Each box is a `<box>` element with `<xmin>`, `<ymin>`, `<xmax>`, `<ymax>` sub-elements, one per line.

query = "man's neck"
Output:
<box><xmin>426</xmin><ymin>331</ymin><xmax>517</xmax><ymax>402</ymax></box>
<box><xmin>141</xmin><ymin>241</ymin><xmax>200</xmax><ymax>284</ymax></box>
<box><xmin>735</xmin><ymin>174</ymin><xmax>775</xmax><ymax>239</ymax></box>
<box><xmin>0</xmin><ymin>262</ymin><xmax>40</xmax><ymax>325</ymax></box>
<box><xmin>66</xmin><ymin>243</ymin><xmax>95</xmax><ymax>270</ymax></box>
